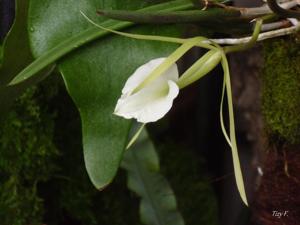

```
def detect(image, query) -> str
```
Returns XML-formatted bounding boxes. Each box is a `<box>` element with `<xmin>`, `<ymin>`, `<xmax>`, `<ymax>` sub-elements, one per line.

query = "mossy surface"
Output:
<box><xmin>262</xmin><ymin>36</ymin><xmax>300</xmax><ymax>144</ymax></box>
<box><xmin>158</xmin><ymin>141</ymin><xmax>219</xmax><ymax>225</ymax></box>
<box><xmin>0</xmin><ymin>75</ymin><xmax>141</xmax><ymax>225</ymax></box>
<box><xmin>0</xmin><ymin>80</ymin><xmax>59</xmax><ymax>225</ymax></box>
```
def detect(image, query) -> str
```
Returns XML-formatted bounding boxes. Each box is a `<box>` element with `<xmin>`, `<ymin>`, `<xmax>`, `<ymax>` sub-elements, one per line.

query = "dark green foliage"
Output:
<box><xmin>0</xmin><ymin>76</ymin><xmax>140</xmax><ymax>225</ymax></box>
<box><xmin>0</xmin><ymin>177</ymin><xmax>43</xmax><ymax>225</ymax></box>
<box><xmin>0</xmin><ymin>75</ymin><xmax>219</xmax><ymax>224</ymax></box>
<box><xmin>0</xmin><ymin>78</ymin><xmax>59</xmax><ymax>225</ymax></box>
<box><xmin>122</xmin><ymin>129</ymin><xmax>185</xmax><ymax>225</ymax></box>
<box><xmin>158</xmin><ymin>142</ymin><xmax>219</xmax><ymax>225</ymax></box>
<box><xmin>262</xmin><ymin>36</ymin><xmax>300</xmax><ymax>144</ymax></box>
<box><xmin>41</xmin><ymin>84</ymin><xmax>140</xmax><ymax>225</ymax></box>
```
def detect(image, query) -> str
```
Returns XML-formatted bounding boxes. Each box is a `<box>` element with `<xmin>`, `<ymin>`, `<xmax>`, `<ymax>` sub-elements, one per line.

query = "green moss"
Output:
<box><xmin>262</xmin><ymin>36</ymin><xmax>300</xmax><ymax>144</ymax></box>
<box><xmin>0</xmin><ymin>79</ymin><xmax>59</xmax><ymax>225</ymax></box>
<box><xmin>158</xmin><ymin>142</ymin><xmax>219</xmax><ymax>225</ymax></box>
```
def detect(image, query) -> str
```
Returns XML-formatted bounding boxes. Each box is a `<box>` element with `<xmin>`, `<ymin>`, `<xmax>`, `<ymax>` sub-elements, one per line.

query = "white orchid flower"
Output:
<box><xmin>114</xmin><ymin>58</ymin><xmax>179</xmax><ymax>123</ymax></box>
<box><xmin>83</xmin><ymin>12</ymin><xmax>251</xmax><ymax>207</ymax></box>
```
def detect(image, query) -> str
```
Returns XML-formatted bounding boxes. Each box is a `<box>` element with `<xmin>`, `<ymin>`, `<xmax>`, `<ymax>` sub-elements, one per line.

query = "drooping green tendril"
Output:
<box><xmin>267</xmin><ymin>0</ymin><xmax>300</xmax><ymax>19</ymax></box>
<box><xmin>220</xmin><ymin>53</ymin><xmax>248</xmax><ymax>206</ymax></box>
<box><xmin>217</xmin><ymin>19</ymin><xmax>263</xmax><ymax>206</ymax></box>
<box><xmin>97</xmin><ymin>8</ymin><xmax>241</xmax><ymax>24</ymax></box>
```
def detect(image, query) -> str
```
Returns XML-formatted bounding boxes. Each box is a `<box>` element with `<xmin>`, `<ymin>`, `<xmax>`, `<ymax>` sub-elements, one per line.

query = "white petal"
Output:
<box><xmin>122</xmin><ymin>58</ymin><xmax>179</xmax><ymax>95</ymax></box>
<box><xmin>114</xmin><ymin>80</ymin><xmax>179</xmax><ymax>123</ymax></box>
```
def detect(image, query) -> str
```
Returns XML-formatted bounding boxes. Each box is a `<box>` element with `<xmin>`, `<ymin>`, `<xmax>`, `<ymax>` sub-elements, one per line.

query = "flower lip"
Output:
<box><xmin>114</xmin><ymin>58</ymin><xmax>179</xmax><ymax>123</ymax></box>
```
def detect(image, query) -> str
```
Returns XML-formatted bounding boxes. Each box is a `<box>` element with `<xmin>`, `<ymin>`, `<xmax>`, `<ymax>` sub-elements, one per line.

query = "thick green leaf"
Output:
<box><xmin>122</xmin><ymin>128</ymin><xmax>185</xmax><ymax>225</ymax></box>
<box><xmin>29</xmin><ymin>0</ymin><xmax>186</xmax><ymax>188</ymax></box>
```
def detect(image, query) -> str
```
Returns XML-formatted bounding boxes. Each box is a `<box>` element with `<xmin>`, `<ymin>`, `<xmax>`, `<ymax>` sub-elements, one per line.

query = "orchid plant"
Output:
<box><xmin>82</xmin><ymin>12</ymin><xmax>265</xmax><ymax>206</ymax></box>
<box><xmin>2</xmin><ymin>0</ymin><xmax>300</xmax><ymax>223</ymax></box>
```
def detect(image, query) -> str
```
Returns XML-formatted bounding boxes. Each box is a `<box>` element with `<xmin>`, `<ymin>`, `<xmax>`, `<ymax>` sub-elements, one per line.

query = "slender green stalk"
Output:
<box><xmin>126</xmin><ymin>123</ymin><xmax>145</xmax><ymax>150</ymax></box>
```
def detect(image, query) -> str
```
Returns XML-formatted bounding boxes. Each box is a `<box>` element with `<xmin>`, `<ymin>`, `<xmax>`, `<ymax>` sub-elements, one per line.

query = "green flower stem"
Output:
<box><xmin>177</xmin><ymin>49</ymin><xmax>222</xmax><ymax>89</ymax></box>
<box><xmin>10</xmin><ymin>0</ymin><xmax>194</xmax><ymax>85</ymax></box>
<box><xmin>126</xmin><ymin>123</ymin><xmax>145</xmax><ymax>150</ymax></box>
<box><xmin>96</xmin><ymin>8</ymin><xmax>241</xmax><ymax>24</ymax></box>
<box><xmin>224</xmin><ymin>19</ymin><xmax>263</xmax><ymax>53</ymax></box>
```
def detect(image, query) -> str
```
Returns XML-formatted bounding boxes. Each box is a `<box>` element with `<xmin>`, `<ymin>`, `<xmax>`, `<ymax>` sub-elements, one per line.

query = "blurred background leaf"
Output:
<box><xmin>122</xmin><ymin>128</ymin><xmax>185</xmax><ymax>225</ymax></box>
